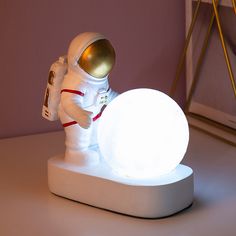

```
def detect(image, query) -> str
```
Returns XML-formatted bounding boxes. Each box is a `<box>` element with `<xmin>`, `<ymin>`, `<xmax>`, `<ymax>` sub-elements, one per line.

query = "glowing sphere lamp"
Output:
<box><xmin>48</xmin><ymin>89</ymin><xmax>193</xmax><ymax>218</ymax></box>
<box><xmin>98</xmin><ymin>89</ymin><xmax>189</xmax><ymax>179</ymax></box>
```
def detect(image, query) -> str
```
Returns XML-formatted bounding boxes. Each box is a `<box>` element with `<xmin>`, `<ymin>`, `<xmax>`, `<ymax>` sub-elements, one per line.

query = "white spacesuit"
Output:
<box><xmin>59</xmin><ymin>32</ymin><xmax>117</xmax><ymax>165</ymax></box>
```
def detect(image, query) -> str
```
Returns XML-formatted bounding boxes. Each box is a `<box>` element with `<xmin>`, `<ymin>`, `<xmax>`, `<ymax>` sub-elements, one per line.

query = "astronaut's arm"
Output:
<box><xmin>60</xmin><ymin>92</ymin><xmax>93</xmax><ymax>129</ymax></box>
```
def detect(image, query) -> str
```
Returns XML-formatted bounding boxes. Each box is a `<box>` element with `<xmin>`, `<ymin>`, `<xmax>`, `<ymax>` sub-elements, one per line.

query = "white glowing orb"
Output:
<box><xmin>97</xmin><ymin>89</ymin><xmax>189</xmax><ymax>179</ymax></box>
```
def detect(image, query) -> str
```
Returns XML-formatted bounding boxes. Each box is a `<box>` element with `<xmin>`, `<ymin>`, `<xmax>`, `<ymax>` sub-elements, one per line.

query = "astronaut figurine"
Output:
<box><xmin>58</xmin><ymin>32</ymin><xmax>117</xmax><ymax>165</ymax></box>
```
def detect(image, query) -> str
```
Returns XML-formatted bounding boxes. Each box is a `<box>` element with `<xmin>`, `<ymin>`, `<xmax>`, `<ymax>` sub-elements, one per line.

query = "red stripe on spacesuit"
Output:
<box><xmin>62</xmin><ymin>121</ymin><xmax>78</xmax><ymax>127</ymax></box>
<box><xmin>92</xmin><ymin>112</ymin><xmax>102</xmax><ymax>122</ymax></box>
<box><xmin>62</xmin><ymin>114</ymin><xmax>101</xmax><ymax>127</ymax></box>
<box><xmin>92</xmin><ymin>105</ymin><xmax>107</xmax><ymax>122</ymax></box>
<box><xmin>62</xmin><ymin>105</ymin><xmax>106</xmax><ymax>127</ymax></box>
<box><xmin>61</xmin><ymin>89</ymin><xmax>85</xmax><ymax>96</ymax></box>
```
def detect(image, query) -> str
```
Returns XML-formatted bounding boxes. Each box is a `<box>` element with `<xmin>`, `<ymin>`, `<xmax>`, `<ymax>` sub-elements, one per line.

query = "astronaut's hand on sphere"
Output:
<box><xmin>78</xmin><ymin>110</ymin><xmax>93</xmax><ymax>129</ymax></box>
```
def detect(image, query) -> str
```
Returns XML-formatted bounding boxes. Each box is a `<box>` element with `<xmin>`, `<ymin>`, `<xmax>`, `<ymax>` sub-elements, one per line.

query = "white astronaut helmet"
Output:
<box><xmin>67</xmin><ymin>32</ymin><xmax>116</xmax><ymax>79</ymax></box>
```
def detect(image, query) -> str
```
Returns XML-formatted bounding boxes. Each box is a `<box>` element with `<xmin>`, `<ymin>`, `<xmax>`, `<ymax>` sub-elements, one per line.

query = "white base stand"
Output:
<box><xmin>48</xmin><ymin>155</ymin><xmax>193</xmax><ymax>218</ymax></box>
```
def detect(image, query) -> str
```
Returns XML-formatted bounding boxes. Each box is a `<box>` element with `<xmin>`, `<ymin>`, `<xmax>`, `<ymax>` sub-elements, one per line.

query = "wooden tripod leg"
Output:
<box><xmin>212</xmin><ymin>0</ymin><xmax>236</xmax><ymax>98</ymax></box>
<box><xmin>185</xmin><ymin>8</ymin><xmax>216</xmax><ymax>113</ymax></box>
<box><xmin>169</xmin><ymin>0</ymin><xmax>202</xmax><ymax>98</ymax></box>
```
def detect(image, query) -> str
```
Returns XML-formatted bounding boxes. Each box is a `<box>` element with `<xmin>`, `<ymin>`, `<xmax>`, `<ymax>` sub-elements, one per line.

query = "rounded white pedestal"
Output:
<box><xmin>48</xmin><ymin>155</ymin><xmax>193</xmax><ymax>218</ymax></box>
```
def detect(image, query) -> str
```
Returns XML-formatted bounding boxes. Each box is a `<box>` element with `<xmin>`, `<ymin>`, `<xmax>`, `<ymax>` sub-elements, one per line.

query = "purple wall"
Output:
<box><xmin>0</xmin><ymin>0</ymin><xmax>185</xmax><ymax>139</ymax></box>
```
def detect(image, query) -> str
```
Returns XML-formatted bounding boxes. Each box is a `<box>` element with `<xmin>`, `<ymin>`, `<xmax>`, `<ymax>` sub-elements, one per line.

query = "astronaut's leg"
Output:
<box><xmin>89</xmin><ymin>119</ymin><xmax>99</xmax><ymax>149</ymax></box>
<box><xmin>63</xmin><ymin>124</ymin><xmax>99</xmax><ymax>166</ymax></box>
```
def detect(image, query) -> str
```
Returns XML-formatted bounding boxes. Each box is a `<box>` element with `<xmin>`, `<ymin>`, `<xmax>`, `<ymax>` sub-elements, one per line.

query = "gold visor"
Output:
<box><xmin>78</xmin><ymin>39</ymin><xmax>116</xmax><ymax>78</ymax></box>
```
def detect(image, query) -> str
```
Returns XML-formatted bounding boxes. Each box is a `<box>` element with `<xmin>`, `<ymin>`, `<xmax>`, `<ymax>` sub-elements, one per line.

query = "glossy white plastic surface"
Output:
<box><xmin>48</xmin><ymin>155</ymin><xmax>193</xmax><ymax>218</ymax></box>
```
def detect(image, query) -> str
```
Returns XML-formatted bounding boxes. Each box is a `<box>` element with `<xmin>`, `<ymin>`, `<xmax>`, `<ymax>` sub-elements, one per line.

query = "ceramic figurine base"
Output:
<box><xmin>48</xmin><ymin>155</ymin><xmax>194</xmax><ymax>218</ymax></box>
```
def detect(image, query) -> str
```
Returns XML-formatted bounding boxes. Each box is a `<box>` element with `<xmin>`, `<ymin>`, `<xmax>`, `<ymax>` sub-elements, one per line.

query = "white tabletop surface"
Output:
<box><xmin>0</xmin><ymin>128</ymin><xmax>236</xmax><ymax>236</ymax></box>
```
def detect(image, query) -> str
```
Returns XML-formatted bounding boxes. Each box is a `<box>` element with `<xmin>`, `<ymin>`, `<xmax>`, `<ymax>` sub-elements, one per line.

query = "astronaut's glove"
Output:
<box><xmin>77</xmin><ymin>110</ymin><xmax>93</xmax><ymax>129</ymax></box>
